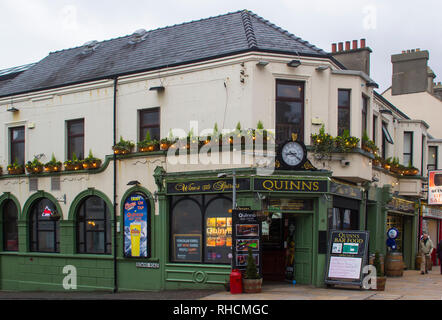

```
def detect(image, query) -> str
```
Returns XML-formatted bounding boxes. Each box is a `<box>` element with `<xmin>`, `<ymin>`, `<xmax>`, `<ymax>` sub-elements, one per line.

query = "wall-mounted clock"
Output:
<box><xmin>277</xmin><ymin>137</ymin><xmax>307</xmax><ymax>170</ymax></box>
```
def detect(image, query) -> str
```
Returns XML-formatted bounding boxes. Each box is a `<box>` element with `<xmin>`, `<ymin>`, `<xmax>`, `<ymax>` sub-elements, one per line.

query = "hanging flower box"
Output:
<box><xmin>113</xmin><ymin>136</ymin><xmax>135</xmax><ymax>155</ymax></box>
<box><xmin>44</xmin><ymin>153</ymin><xmax>62</xmax><ymax>173</ymax></box>
<box><xmin>7</xmin><ymin>161</ymin><xmax>24</xmax><ymax>175</ymax></box>
<box><xmin>25</xmin><ymin>157</ymin><xmax>44</xmax><ymax>174</ymax></box>
<box><xmin>64</xmin><ymin>153</ymin><xmax>82</xmax><ymax>171</ymax></box>
<box><xmin>81</xmin><ymin>150</ymin><xmax>102</xmax><ymax>170</ymax></box>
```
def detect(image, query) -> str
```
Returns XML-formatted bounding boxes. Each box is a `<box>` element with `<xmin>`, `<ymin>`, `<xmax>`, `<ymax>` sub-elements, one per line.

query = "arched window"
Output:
<box><xmin>170</xmin><ymin>194</ymin><xmax>232</xmax><ymax>264</ymax></box>
<box><xmin>30</xmin><ymin>198</ymin><xmax>60</xmax><ymax>253</ymax></box>
<box><xmin>2</xmin><ymin>200</ymin><xmax>18</xmax><ymax>251</ymax></box>
<box><xmin>204</xmin><ymin>196</ymin><xmax>232</xmax><ymax>264</ymax></box>
<box><xmin>76</xmin><ymin>196</ymin><xmax>111</xmax><ymax>254</ymax></box>
<box><xmin>170</xmin><ymin>197</ymin><xmax>202</xmax><ymax>262</ymax></box>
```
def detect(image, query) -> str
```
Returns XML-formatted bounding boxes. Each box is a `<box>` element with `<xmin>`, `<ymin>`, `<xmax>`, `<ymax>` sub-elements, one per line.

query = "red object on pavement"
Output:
<box><xmin>230</xmin><ymin>269</ymin><xmax>243</xmax><ymax>294</ymax></box>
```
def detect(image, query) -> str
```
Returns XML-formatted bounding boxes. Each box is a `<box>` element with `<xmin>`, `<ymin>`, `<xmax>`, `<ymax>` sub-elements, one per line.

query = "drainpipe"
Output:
<box><xmin>112</xmin><ymin>77</ymin><xmax>118</xmax><ymax>293</ymax></box>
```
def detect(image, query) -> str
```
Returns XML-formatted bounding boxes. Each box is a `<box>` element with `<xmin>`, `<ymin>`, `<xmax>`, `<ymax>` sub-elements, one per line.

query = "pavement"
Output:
<box><xmin>202</xmin><ymin>269</ymin><xmax>442</xmax><ymax>300</ymax></box>
<box><xmin>0</xmin><ymin>269</ymin><xmax>440</xmax><ymax>300</ymax></box>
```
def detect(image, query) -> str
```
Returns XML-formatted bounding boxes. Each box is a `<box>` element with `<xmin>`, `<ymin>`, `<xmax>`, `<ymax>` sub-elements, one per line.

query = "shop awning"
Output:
<box><xmin>382</xmin><ymin>124</ymin><xmax>394</xmax><ymax>144</ymax></box>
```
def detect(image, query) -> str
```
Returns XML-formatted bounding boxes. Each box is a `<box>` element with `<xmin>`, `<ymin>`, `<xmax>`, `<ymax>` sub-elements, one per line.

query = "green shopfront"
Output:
<box><xmin>160</xmin><ymin>167</ymin><xmax>340</xmax><ymax>289</ymax></box>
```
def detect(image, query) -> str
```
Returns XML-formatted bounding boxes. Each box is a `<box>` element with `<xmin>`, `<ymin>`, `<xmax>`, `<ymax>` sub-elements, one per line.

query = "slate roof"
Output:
<box><xmin>0</xmin><ymin>10</ymin><xmax>331</xmax><ymax>98</ymax></box>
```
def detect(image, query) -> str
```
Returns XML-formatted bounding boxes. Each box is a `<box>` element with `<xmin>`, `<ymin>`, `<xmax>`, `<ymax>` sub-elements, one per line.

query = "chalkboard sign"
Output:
<box><xmin>173</xmin><ymin>234</ymin><xmax>202</xmax><ymax>262</ymax></box>
<box><xmin>324</xmin><ymin>230</ymin><xmax>369</xmax><ymax>287</ymax></box>
<box><xmin>231</xmin><ymin>209</ymin><xmax>262</xmax><ymax>276</ymax></box>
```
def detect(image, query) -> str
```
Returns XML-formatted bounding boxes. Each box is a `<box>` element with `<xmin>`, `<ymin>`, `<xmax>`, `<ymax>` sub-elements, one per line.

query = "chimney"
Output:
<box><xmin>433</xmin><ymin>82</ymin><xmax>442</xmax><ymax>101</ymax></box>
<box><xmin>330</xmin><ymin>39</ymin><xmax>372</xmax><ymax>75</ymax></box>
<box><xmin>391</xmin><ymin>49</ymin><xmax>431</xmax><ymax>95</ymax></box>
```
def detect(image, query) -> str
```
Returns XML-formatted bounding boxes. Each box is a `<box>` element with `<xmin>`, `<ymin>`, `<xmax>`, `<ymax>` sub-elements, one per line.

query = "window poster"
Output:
<box><xmin>124</xmin><ymin>194</ymin><xmax>149</xmax><ymax>258</ymax></box>
<box><xmin>205</xmin><ymin>217</ymin><xmax>232</xmax><ymax>263</ymax></box>
<box><xmin>174</xmin><ymin>234</ymin><xmax>202</xmax><ymax>262</ymax></box>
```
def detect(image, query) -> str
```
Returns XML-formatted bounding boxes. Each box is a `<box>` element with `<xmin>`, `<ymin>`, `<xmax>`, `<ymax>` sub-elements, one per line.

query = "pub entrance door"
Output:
<box><xmin>261</xmin><ymin>212</ymin><xmax>312</xmax><ymax>284</ymax></box>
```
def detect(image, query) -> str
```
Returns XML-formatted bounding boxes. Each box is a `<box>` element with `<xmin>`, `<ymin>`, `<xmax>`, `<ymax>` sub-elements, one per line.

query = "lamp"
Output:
<box><xmin>287</xmin><ymin>60</ymin><xmax>301</xmax><ymax>67</ymax></box>
<box><xmin>256</xmin><ymin>60</ymin><xmax>269</xmax><ymax>67</ymax></box>
<box><xmin>149</xmin><ymin>86</ymin><xmax>165</xmax><ymax>92</ymax></box>
<box><xmin>315</xmin><ymin>65</ymin><xmax>329</xmax><ymax>71</ymax></box>
<box><xmin>366</xmin><ymin>81</ymin><xmax>379</xmax><ymax>88</ymax></box>
<box><xmin>7</xmin><ymin>106</ymin><xmax>19</xmax><ymax>112</ymax></box>
<box><xmin>127</xmin><ymin>180</ymin><xmax>141</xmax><ymax>186</ymax></box>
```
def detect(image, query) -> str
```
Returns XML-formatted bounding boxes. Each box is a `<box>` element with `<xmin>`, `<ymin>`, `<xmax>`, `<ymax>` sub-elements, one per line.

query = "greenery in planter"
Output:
<box><xmin>44</xmin><ymin>153</ymin><xmax>62</xmax><ymax>172</ymax></box>
<box><xmin>64</xmin><ymin>153</ymin><xmax>82</xmax><ymax>171</ymax></box>
<box><xmin>113</xmin><ymin>136</ymin><xmax>135</xmax><ymax>155</ymax></box>
<box><xmin>7</xmin><ymin>159</ymin><xmax>24</xmax><ymax>175</ymax></box>
<box><xmin>244</xmin><ymin>247</ymin><xmax>260</xmax><ymax>280</ymax></box>
<box><xmin>311</xmin><ymin>125</ymin><xmax>334</xmax><ymax>159</ymax></box>
<box><xmin>404</xmin><ymin>161</ymin><xmax>419</xmax><ymax>176</ymax></box>
<box><xmin>137</xmin><ymin>131</ymin><xmax>159</xmax><ymax>152</ymax></box>
<box><xmin>82</xmin><ymin>150</ymin><xmax>102</xmax><ymax>169</ymax></box>
<box><xmin>362</xmin><ymin>131</ymin><xmax>378</xmax><ymax>155</ymax></box>
<box><xmin>335</xmin><ymin>129</ymin><xmax>359</xmax><ymax>152</ymax></box>
<box><xmin>26</xmin><ymin>157</ymin><xmax>44</xmax><ymax>174</ymax></box>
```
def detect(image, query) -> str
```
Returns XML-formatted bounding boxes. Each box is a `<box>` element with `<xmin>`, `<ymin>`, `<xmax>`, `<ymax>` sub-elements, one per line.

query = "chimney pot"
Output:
<box><xmin>338</xmin><ymin>42</ymin><xmax>343</xmax><ymax>51</ymax></box>
<box><xmin>352</xmin><ymin>40</ymin><xmax>358</xmax><ymax>50</ymax></box>
<box><xmin>332</xmin><ymin>43</ymin><xmax>337</xmax><ymax>53</ymax></box>
<box><xmin>345</xmin><ymin>41</ymin><xmax>351</xmax><ymax>51</ymax></box>
<box><xmin>360</xmin><ymin>38</ymin><xmax>366</xmax><ymax>48</ymax></box>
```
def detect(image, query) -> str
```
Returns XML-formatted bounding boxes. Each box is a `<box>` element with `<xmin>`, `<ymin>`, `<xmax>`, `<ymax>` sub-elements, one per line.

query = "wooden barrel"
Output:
<box><xmin>385</xmin><ymin>252</ymin><xmax>404</xmax><ymax>277</ymax></box>
<box><xmin>369</xmin><ymin>254</ymin><xmax>384</xmax><ymax>275</ymax></box>
<box><xmin>427</xmin><ymin>256</ymin><xmax>433</xmax><ymax>271</ymax></box>
<box><xmin>415</xmin><ymin>255</ymin><xmax>422</xmax><ymax>270</ymax></box>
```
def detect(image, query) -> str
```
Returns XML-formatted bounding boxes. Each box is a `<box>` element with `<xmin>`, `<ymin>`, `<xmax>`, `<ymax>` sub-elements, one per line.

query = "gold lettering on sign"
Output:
<box><xmin>174</xmin><ymin>183</ymin><xmax>201</xmax><ymax>192</ymax></box>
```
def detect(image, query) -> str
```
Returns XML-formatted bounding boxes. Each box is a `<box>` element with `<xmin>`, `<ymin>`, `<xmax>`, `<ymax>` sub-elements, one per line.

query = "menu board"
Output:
<box><xmin>173</xmin><ymin>234</ymin><xmax>202</xmax><ymax>262</ymax></box>
<box><xmin>231</xmin><ymin>209</ymin><xmax>262</xmax><ymax>275</ymax></box>
<box><xmin>324</xmin><ymin>230</ymin><xmax>369</xmax><ymax>287</ymax></box>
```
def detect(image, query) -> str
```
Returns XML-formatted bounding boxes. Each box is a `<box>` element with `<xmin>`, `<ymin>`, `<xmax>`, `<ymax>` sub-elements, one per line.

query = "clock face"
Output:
<box><xmin>281</xmin><ymin>141</ymin><xmax>306</xmax><ymax>167</ymax></box>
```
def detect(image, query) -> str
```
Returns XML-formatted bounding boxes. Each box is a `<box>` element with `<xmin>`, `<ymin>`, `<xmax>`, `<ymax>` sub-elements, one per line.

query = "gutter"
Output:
<box><xmin>112</xmin><ymin>76</ymin><xmax>118</xmax><ymax>293</ymax></box>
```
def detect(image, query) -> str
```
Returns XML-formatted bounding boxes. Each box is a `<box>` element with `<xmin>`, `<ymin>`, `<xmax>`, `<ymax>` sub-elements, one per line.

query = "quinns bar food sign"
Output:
<box><xmin>324</xmin><ymin>230</ymin><xmax>369</xmax><ymax>288</ymax></box>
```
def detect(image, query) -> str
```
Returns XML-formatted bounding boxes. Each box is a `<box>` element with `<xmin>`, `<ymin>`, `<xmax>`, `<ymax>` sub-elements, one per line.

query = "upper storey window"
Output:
<box><xmin>9</xmin><ymin>126</ymin><xmax>25</xmax><ymax>166</ymax></box>
<box><xmin>67</xmin><ymin>119</ymin><xmax>84</xmax><ymax>160</ymax></box>
<box><xmin>338</xmin><ymin>89</ymin><xmax>351</xmax><ymax>136</ymax></box>
<box><xmin>276</xmin><ymin>80</ymin><xmax>305</xmax><ymax>144</ymax></box>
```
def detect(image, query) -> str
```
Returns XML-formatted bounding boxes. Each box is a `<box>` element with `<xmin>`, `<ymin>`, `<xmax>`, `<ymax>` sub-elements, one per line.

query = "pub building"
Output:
<box><xmin>0</xmin><ymin>10</ymin><xmax>431</xmax><ymax>291</ymax></box>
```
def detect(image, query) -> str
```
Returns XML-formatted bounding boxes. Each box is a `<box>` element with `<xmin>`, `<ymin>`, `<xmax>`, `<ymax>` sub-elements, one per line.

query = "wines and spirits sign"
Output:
<box><xmin>324</xmin><ymin>230</ymin><xmax>369</xmax><ymax>287</ymax></box>
<box><xmin>231</xmin><ymin>209</ymin><xmax>262</xmax><ymax>275</ymax></box>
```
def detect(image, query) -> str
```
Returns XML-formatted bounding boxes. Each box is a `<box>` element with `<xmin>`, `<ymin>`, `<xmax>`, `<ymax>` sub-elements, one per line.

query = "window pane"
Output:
<box><xmin>276</xmin><ymin>81</ymin><xmax>304</xmax><ymax>144</ymax></box>
<box><xmin>68</xmin><ymin>121</ymin><xmax>84</xmax><ymax>135</ymax></box>
<box><xmin>140</xmin><ymin>110</ymin><xmax>159</xmax><ymax>125</ymax></box>
<box><xmin>139</xmin><ymin>109</ymin><xmax>160</xmax><ymax>141</ymax></box>
<box><xmin>428</xmin><ymin>146</ymin><xmax>437</xmax><ymax>170</ymax></box>
<box><xmin>30</xmin><ymin>198</ymin><xmax>59</xmax><ymax>253</ymax></box>
<box><xmin>276</xmin><ymin>83</ymin><xmax>302</xmax><ymax>99</ymax></box>
<box><xmin>276</xmin><ymin>101</ymin><xmax>303</xmax><ymax>143</ymax></box>
<box><xmin>76</xmin><ymin>196</ymin><xmax>111</xmax><ymax>254</ymax></box>
<box><xmin>338</xmin><ymin>107</ymin><xmax>350</xmax><ymax>136</ymax></box>
<box><xmin>3</xmin><ymin>200</ymin><xmax>18</xmax><ymax>251</ymax></box>
<box><xmin>171</xmin><ymin>197</ymin><xmax>202</xmax><ymax>262</ymax></box>
<box><xmin>67</xmin><ymin>120</ymin><xmax>84</xmax><ymax>160</ymax></box>
<box><xmin>338</xmin><ymin>90</ymin><xmax>350</xmax><ymax>107</ymax></box>
<box><xmin>11</xmin><ymin>127</ymin><xmax>25</xmax><ymax>141</ymax></box>
<box><xmin>204</xmin><ymin>197</ymin><xmax>232</xmax><ymax>264</ymax></box>
<box><xmin>404</xmin><ymin>133</ymin><xmax>412</xmax><ymax>154</ymax></box>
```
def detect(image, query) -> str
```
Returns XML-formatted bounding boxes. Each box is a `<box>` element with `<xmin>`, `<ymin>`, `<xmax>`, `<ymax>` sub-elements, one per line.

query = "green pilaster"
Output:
<box><xmin>60</xmin><ymin>220</ymin><xmax>75</xmax><ymax>254</ymax></box>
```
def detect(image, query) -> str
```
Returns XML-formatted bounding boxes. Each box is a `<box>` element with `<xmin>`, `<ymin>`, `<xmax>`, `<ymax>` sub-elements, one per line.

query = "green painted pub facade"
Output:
<box><xmin>0</xmin><ymin>156</ymin><xmax>419</xmax><ymax>292</ymax></box>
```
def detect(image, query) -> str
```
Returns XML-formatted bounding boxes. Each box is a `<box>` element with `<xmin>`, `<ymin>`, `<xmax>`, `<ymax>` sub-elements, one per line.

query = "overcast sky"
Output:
<box><xmin>0</xmin><ymin>0</ymin><xmax>441</xmax><ymax>92</ymax></box>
